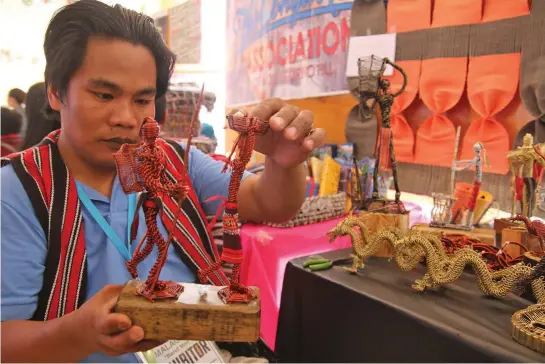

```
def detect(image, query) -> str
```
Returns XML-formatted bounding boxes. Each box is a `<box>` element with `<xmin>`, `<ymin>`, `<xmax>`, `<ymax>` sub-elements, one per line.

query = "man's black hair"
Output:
<box><xmin>1</xmin><ymin>107</ymin><xmax>22</xmax><ymax>136</ymax></box>
<box><xmin>8</xmin><ymin>88</ymin><xmax>26</xmax><ymax>105</ymax></box>
<box><xmin>43</xmin><ymin>0</ymin><xmax>176</xmax><ymax>120</ymax></box>
<box><xmin>155</xmin><ymin>95</ymin><xmax>167</xmax><ymax>124</ymax></box>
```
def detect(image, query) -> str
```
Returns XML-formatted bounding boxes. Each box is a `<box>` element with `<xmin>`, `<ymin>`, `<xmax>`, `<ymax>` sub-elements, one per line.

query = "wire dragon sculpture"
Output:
<box><xmin>327</xmin><ymin>215</ymin><xmax>545</xmax><ymax>354</ymax></box>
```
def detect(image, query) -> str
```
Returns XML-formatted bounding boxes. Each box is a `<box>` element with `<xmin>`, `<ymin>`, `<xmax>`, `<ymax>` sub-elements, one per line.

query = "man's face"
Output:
<box><xmin>7</xmin><ymin>97</ymin><xmax>18</xmax><ymax>109</ymax></box>
<box><xmin>48</xmin><ymin>37</ymin><xmax>157</xmax><ymax>169</ymax></box>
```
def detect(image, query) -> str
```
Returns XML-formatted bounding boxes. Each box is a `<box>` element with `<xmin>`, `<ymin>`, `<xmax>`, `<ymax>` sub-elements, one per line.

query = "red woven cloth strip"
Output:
<box><xmin>515</xmin><ymin>177</ymin><xmax>524</xmax><ymax>201</ymax></box>
<box><xmin>467</xmin><ymin>181</ymin><xmax>482</xmax><ymax>210</ymax></box>
<box><xmin>377</xmin><ymin>128</ymin><xmax>392</xmax><ymax>170</ymax></box>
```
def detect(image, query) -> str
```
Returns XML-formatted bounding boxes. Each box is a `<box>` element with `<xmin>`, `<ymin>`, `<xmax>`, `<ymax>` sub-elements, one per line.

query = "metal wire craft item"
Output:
<box><xmin>163</xmin><ymin>83</ymin><xmax>216</xmax><ymax>139</ymax></box>
<box><xmin>264</xmin><ymin>193</ymin><xmax>347</xmax><ymax>228</ymax></box>
<box><xmin>357</xmin><ymin>55</ymin><xmax>385</xmax><ymax>120</ymax></box>
<box><xmin>355</xmin><ymin>55</ymin><xmax>408</xmax><ymax>214</ymax></box>
<box><xmin>511</xmin><ymin>304</ymin><xmax>545</xmax><ymax>354</ymax></box>
<box><xmin>429</xmin><ymin>192</ymin><xmax>468</xmax><ymax>230</ymax></box>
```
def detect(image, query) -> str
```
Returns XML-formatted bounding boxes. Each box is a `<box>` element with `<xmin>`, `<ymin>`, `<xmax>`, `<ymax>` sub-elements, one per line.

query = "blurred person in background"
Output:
<box><xmin>7</xmin><ymin>88</ymin><xmax>27</xmax><ymax>137</ymax></box>
<box><xmin>20</xmin><ymin>82</ymin><xmax>61</xmax><ymax>150</ymax></box>
<box><xmin>1</xmin><ymin>107</ymin><xmax>22</xmax><ymax>156</ymax></box>
<box><xmin>200</xmin><ymin>122</ymin><xmax>217</xmax><ymax>153</ymax></box>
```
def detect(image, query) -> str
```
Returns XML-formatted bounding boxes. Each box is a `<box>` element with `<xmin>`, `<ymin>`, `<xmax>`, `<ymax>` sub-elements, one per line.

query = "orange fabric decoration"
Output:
<box><xmin>482</xmin><ymin>0</ymin><xmax>529</xmax><ymax>22</ymax></box>
<box><xmin>415</xmin><ymin>58</ymin><xmax>468</xmax><ymax>165</ymax></box>
<box><xmin>431</xmin><ymin>0</ymin><xmax>483</xmax><ymax>27</ymax></box>
<box><xmin>467</xmin><ymin>54</ymin><xmax>520</xmax><ymax>117</ymax></box>
<box><xmin>386</xmin><ymin>0</ymin><xmax>431</xmax><ymax>33</ymax></box>
<box><xmin>386</xmin><ymin>61</ymin><xmax>419</xmax><ymax>162</ymax></box>
<box><xmin>415</xmin><ymin>0</ymin><xmax>482</xmax><ymax>166</ymax></box>
<box><xmin>461</xmin><ymin>2</ymin><xmax>529</xmax><ymax>174</ymax></box>
<box><xmin>386</xmin><ymin>0</ymin><xmax>431</xmax><ymax>162</ymax></box>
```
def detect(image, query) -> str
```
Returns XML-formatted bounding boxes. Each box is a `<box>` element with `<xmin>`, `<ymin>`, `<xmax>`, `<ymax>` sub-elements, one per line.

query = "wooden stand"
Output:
<box><xmin>114</xmin><ymin>280</ymin><xmax>261</xmax><ymax>342</ymax></box>
<box><xmin>412</xmin><ymin>223</ymin><xmax>495</xmax><ymax>246</ymax></box>
<box><xmin>501</xmin><ymin>227</ymin><xmax>542</xmax><ymax>257</ymax></box>
<box><xmin>494</xmin><ymin>218</ymin><xmax>522</xmax><ymax>248</ymax></box>
<box><xmin>358</xmin><ymin>212</ymin><xmax>410</xmax><ymax>257</ymax></box>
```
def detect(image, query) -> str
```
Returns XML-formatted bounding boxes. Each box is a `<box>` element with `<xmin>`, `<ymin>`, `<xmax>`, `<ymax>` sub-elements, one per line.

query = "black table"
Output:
<box><xmin>275</xmin><ymin>248</ymin><xmax>545</xmax><ymax>362</ymax></box>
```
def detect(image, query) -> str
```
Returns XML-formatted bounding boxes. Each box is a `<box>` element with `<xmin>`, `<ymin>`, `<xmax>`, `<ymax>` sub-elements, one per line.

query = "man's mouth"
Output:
<box><xmin>103</xmin><ymin>137</ymin><xmax>137</xmax><ymax>146</ymax></box>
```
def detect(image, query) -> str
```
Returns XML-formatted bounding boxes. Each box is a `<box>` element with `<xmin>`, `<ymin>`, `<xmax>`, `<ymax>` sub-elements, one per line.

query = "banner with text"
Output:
<box><xmin>226</xmin><ymin>0</ymin><xmax>354</xmax><ymax>107</ymax></box>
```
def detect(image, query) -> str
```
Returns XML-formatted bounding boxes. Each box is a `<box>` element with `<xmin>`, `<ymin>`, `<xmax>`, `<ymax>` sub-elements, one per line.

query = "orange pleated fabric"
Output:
<box><xmin>385</xmin><ymin>0</ymin><xmax>431</xmax><ymax>162</ymax></box>
<box><xmin>414</xmin><ymin>0</ymin><xmax>482</xmax><ymax>166</ymax></box>
<box><xmin>461</xmin><ymin>0</ymin><xmax>529</xmax><ymax>175</ymax></box>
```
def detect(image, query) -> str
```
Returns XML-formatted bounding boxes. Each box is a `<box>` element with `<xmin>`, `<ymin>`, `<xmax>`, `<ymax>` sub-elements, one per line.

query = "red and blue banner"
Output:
<box><xmin>226</xmin><ymin>0</ymin><xmax>354</xmax><ymax>107</ymax></box>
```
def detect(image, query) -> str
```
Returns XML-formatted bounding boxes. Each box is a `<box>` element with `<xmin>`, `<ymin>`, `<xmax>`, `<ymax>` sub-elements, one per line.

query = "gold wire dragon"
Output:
<box><xmin>327</xmin><ymin>215</ymin><xmax>545</xmax><ymax>354</ymax></box>
<box><xmin>327</xmin><ymin>215</ymin><xmax>545</xmax><ymax>298</ymax></box>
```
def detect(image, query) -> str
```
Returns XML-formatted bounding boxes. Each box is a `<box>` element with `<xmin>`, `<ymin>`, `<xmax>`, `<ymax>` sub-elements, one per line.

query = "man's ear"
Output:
<box><xmin>47</xmin><ymin>84</ymin><xmax>62</xmax><ymax>112</ymax></box>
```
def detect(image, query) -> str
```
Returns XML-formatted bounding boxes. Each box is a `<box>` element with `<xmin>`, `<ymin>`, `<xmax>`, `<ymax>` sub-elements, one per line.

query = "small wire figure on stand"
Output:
<box><xmin>356</xmin><ymin>55</ymin><xmax>407</xmax><ymax>214</ymax></box>
<box><xmin>198</xmin><ymin>111</ymin><xmax>268</xmax><ymax>304</ymax></box>
<box><xmin>451</xmin><ymin>142</ymin><xmax>489</xmax><ymax>230</ymax></box>
<box><xmin>430</xmin><ymin>125</ymin><xmax>489</xmax><ymax>232</ymax></box>
<box><xmin>507</xmin><ymin>134</ymin><xmax>545</xmax><ymax>218</ymax></box>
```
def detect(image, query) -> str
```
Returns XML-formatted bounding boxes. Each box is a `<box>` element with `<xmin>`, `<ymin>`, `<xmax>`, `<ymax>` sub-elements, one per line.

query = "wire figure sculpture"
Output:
<box><xmin>355</xmin><ymin>55</ymin><xmax>407</xmax><ymax>214</ymax></box>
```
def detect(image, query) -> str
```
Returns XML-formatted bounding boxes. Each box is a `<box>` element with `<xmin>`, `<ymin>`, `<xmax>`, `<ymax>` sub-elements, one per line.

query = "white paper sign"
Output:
<box><xmin>345</xmin><ymin>33</ymin><xmax>397</xmax><ymax>77</ymax></box>
<box><xmin>137</xmin><ymin>340</ymin><xmax>225</xmax><ymax>364</ymax></box>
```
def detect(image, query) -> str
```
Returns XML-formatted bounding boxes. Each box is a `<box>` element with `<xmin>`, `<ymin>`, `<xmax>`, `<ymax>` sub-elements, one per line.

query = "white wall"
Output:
<box><xmin>169</xmin><ymin>0</ymin><xmax>228</xmax><ymax>153</ymax></box>
<box><xmin>0</xmin><ymin>0</ymin><xmax>227</xmax><ymax>153</ymax></box>
<box><xmin>0</xmin><ymin>0</ymin><xmax>64</xmax><ymax>106</ymax></box>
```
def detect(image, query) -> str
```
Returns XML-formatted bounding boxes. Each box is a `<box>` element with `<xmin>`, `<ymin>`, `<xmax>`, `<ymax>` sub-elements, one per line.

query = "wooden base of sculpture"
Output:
<box><xmin>357</xmin><ymin>212</ymin><xmax>410</xmax><ymax>257</ymax></box>
<box><xmin>114</xmin><ymin>280</ymin><xmax>261</xmax><ymax>342</ymax></box>
<box><xmin>501</xmin><ymin>227</ymin><xmax>542</xmax><ymax>258</ymax></box>
<box><xmin>412</xmin><ymin>223</ymin><xmax>495</xmax><ymax>246</ymax></box>
<box><xmin>494</xmin><ymin>218</ymin><xmax>524</xmax><ymax>248</ymax></box>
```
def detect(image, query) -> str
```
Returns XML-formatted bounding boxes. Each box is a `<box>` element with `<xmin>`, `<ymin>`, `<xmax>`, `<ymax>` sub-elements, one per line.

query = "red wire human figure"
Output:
<box><xmin>198</xmin><ymin>111</ymin><xmax>268</xmax><ymax>303</ymax></box>
<box><xmin>114</xmin><ymin>117</ymin><xmax>189</xmax><ymax>301</ymax></box>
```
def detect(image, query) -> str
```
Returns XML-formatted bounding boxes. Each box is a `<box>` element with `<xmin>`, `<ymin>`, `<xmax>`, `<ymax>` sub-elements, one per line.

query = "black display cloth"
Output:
<box><xmin>275</xmin><ymin>248</ymin><xmax>545</xmax><ymax>363</ymax></box>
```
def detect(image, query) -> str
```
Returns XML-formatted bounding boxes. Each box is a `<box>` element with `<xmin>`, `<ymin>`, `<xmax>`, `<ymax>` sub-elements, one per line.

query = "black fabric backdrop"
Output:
<box><xmin>275</xmin><ymin>248</ymin><xmax>545</xmax><ymax>363</ymax></box>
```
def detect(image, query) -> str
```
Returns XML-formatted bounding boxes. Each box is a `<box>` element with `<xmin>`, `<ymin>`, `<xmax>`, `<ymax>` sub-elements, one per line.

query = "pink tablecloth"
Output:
<box><xmin>239</xmin><ymin>217</ymin><xmax>351</xmax><ymax>349</ymax></box>
<box><xmin>239</xmin><ymin>201</ymin><xmax>426</xmax><ymax>350</ymax></box>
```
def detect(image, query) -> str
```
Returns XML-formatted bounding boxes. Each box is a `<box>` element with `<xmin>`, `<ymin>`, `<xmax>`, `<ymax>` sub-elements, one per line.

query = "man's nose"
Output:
<box><xmin>109</xmin><ymin>101</ymin><xmax>138</xmax><ymax>128</ymax></box>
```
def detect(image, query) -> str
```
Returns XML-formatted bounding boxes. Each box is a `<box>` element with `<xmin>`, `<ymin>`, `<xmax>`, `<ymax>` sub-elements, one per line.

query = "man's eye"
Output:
<box><xmin>93</xmin><ymin>92</ymin><xmax>113</xmax><ymax>101</ymax></box>
<box><xmin>136</xmin><ymin>99</ymin><xmax>152</xmax><ymax>105</ymax></box>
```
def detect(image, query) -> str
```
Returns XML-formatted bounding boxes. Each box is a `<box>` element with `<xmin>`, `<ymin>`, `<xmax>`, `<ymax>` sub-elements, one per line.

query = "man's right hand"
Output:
<box><xmin>74</xmin><ymin>284</ymin><xmax>163</xmax><ymax>357</ymax></box>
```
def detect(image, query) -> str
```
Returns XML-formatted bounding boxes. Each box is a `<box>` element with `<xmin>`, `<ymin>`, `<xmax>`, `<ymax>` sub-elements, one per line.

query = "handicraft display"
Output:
<box><xmin>327</xmin><ymin>215</ymin><xmax>545</xmax><ymax>354</ymax></box>
<box><xmin>264</xmin><ymin>192</ymin><xmax>347</xmax><ymax>228</ymax></box>
<box><xmin>112</xmin><ymin>89</ymin><xmax>260</xmax><ymax>342</ymax></box>
<box><xmin>507</xmin><ymin>133</ymin><xmax>545</xmax><ymax>218</ymax></box>
<box><xmin>356</xmin><ymin>55</ymin><xmax>407</xmax><ymax>215</ymax></box>
<box><xmin>263</xmin><ymin>143</ymin><xmax>351</xmax><ymax>228</ymax></box>
<box><xmin>430</xmin><ymin>127</ymin><xmax>489</xmax><ymax>231</ymax></box>
<box><xmin>197</xmin><ymin>110</ymin><xmax>268</xmax><ymax>304</ymax></box>
<box><xmin>327</xmin><ymin>216</ymin><xmax>545</xmax><ymax>297</ymax></box>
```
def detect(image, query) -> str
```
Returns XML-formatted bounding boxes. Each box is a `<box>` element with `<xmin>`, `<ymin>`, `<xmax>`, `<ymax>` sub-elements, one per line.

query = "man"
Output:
<box><xmin>7</xmin><ymin>87</ymin><xmax>26</xmax><ymax>111</ymax></box>
<box><xmin>0</xmin><ymin>107</ymin><xmax>22</xmax><ymax>156</ymax></box>
<box><xmin>0</xmin><ymin>1</ymin><xmax>325</xmax><ymax>363</ymax></box>
<box><xmin>7</xmin><ymin>87</ymin><xmax>27</xmax><ymax>137</ymax></box>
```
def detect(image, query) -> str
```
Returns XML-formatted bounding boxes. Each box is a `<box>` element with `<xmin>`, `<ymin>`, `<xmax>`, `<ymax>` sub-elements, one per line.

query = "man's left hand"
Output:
<box><xmin>240</xmin><ymin>98</ymin><xmax>326</xmax><ymax>169</ymax></box>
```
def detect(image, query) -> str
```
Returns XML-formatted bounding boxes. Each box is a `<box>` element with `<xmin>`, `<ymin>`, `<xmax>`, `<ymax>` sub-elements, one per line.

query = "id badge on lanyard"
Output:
<box><xmin>136</xmin><ymin>341</ymin><xmax>225</xmax><ymax>363</ymax></box>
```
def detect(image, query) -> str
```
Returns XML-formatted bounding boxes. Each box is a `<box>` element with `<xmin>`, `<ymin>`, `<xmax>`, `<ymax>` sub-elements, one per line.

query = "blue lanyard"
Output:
<box><xmin>76</xmin><ymin>181</ymin><xmax>137</xmax><ymax>261</ymax></box>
